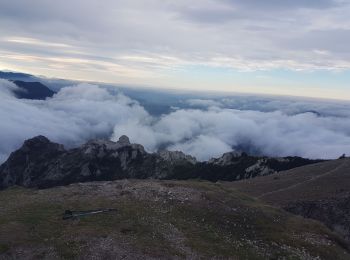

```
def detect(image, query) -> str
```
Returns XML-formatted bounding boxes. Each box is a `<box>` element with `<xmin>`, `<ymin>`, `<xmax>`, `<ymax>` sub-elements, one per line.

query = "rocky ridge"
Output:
<box><xmin>0</xmin><ymin>135</ymin><xmax>321</xmax><ymax>189</ymax></box>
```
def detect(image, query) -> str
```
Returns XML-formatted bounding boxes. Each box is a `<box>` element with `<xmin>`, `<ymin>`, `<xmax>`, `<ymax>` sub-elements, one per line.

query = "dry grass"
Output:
<box><xmin>226</xmin><ymin>158</ymin><xmax>350</xmax><ymax>205</ymax></box>
<box><xmin>0</xmin><ymin>179</ymin><xmax>349</xmax><ymax>259</ymax></box>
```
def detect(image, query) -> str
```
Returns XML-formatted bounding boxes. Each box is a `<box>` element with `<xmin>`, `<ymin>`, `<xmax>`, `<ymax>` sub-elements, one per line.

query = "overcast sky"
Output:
<box><xmin>0</xmin><ymin>0</ymin><xmax>350</xmax><ymax>99</ymax></box>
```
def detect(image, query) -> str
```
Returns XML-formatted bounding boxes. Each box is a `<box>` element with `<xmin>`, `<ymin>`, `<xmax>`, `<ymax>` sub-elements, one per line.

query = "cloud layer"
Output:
<box><xmin>112</xmin><ymin>106</ymin><xmax>350</xmax><ymax>160</ymax></box>
<box><xmin>1</xmin><ymin>80</ymin><xmax>349</xmax><ymax>162</ymax></box>
<box><xmin>0</xmin><ymin>80</ymin><xmax>149</xmax><ymax>162</ymax></box>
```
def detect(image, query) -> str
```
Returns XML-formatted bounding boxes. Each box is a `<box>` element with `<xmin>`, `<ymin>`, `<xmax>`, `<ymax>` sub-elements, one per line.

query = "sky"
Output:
<box><xmin>0</xmin><ymin>0</ymin><xmax>350</xmax><ymax>99</ymax></box>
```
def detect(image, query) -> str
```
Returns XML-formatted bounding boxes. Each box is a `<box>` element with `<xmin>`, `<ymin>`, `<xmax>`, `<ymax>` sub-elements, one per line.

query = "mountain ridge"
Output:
<box><xmin>0</xmin><ymin>135</ymin><xmax>322</xmax><ymax>190</ymax></box>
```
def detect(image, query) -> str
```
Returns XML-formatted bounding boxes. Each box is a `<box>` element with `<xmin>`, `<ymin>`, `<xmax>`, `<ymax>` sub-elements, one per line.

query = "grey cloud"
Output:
<box><xmin>224</xmin><ymin>0</ymin><xmax>339</xmax><ymax>10</ymax></box>
<box><xmin>178</xmin><ymin>0</ymin><xmax>341</xmax><ymax>24</ymax></box>
<box><xmin>283</xmin><ymin>29</ymin><xmax>350</xmax><ymax>55</ymax></box>
<box><xmin>0</xmin><ymin>0</ymin><xmax>349</xmax><ymax>74</ymax></box>
<box><xmin>176</xmin><ymin>5</ymin><xmax>243</xmax><ymax>24</ymax></box>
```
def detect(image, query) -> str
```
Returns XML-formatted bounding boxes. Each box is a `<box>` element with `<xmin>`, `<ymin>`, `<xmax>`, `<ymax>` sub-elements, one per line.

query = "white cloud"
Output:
<box><xmin>0</xmin><ymin>80</ymin><xmax>350</xmax><ymax>163</ymax></box>
<box><xmin>169</xmin><ymin>135</ymin><xmax>233</xmax><ymax>161</ymax></box>
<box><xmin>112</xmin><ymin>106</ymin><xmax>350</xmax><ymax>160</ymax></box>
<box><xmin>0</xmin><ymin>80</ymin><xmax>149</xmax><ymax>162</ymax></box>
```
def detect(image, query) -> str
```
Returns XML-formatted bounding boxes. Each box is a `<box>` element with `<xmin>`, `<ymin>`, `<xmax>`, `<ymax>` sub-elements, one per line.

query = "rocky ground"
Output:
<box><xmin>0</xmin><ymin>180</ymin><xmax>349</xmax><ymax>259</ymax></box>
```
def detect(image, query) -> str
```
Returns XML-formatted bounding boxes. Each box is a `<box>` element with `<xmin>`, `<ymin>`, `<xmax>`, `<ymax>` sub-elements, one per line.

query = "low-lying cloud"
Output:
<box><xmin>1</xmin><ymin>80</ymin><xmax>350</xmax><ymax>163</ymax></box>
<box><xmin>112</xmin><ymin>106</ymin><xmax>350</xmax><ymax>160</ymax></box>
<box><xmin>0</xmin><ymin>79</ymin><xmax>149</xmax><ymax>162</ymax></box>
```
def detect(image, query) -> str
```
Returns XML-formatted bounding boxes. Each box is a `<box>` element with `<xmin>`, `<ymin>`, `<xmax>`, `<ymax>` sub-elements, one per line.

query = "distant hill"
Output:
<box><xmin>12</xmin><ymin>80</ymin><xmax>55</xmax><ymax>100</ymax></box>
<box><xmin>0</xmin><ymin>71</ymin><xmax>75</xmax><ymax>92</ymax></box>
<box><xmin>0</xmin><ymin>71</ymin><xmax>36</xmax><ymax>81</ymax></box>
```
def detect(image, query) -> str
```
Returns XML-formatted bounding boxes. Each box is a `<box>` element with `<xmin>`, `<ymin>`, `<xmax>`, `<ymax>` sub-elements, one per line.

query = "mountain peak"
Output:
<box><xmin>117</xmin><ymin>135</ymin><xmax>130</xmax><ymax>146</ymax></box>
<box><xmin>24</xmin><ymin>135</ymin><xmax>50</xmax><ymax>145</ymax></box>
<box><xmin>21</xmin><ymin>135</ymin><xmax>64</xmax><ymax>153</ymax></box>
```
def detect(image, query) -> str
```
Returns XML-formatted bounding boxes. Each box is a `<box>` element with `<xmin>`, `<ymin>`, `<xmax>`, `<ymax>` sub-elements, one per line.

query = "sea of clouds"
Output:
<box><xmin>1</xmin><ymin>79</ymin><xmax>350</xmax><ymax>163</ymax></box>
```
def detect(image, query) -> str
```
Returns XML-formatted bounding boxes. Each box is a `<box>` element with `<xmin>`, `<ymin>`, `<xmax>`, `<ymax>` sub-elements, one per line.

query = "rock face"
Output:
<box><xmin>0</xmin><ymin>136</ymin><xmax>195</xmax><ymax>189</ymax></box>
<box><xmin>0</xmin><ymin>136</ymin><xmax>65</xmax><ymax>188</ymax></box>
<box><xmin>0</xmin><ymin>136</ymin><xmax>321</xmax><ymax>189</ymax></box>
<box><xmin>157</xmin><ymin>150</ymin><xmax>197</xmax><ymax>165</ymax></box>
<box><xmin>181</xmin><ymin>153</ymin><xmax>322</xmax><ymax>182</ymax></box>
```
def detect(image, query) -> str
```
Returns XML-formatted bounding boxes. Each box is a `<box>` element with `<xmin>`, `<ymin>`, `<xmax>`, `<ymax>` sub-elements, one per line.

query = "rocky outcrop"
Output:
<box><xmin>0</xmin><ymin>136</ymin><xmax>195</xmax><ymax>189</ymax></box>
<box><xmin>183</xmin><ymin>153</ymin><xmax>323</xmax><ymax>182</ymax></box>
<box><xmin>208</xmin><ymin>151</ymin><xmax>243</xmax><ymax>165</ymax></box>
<box><xmin>157</xmin><ymin>150</ymin><xmax>197</xmax><ymax>165</ymax></box>
<box><xmin>0</xmin><ymin>136</ymin><xmax>321</xmax><ymax>189</ymax></box>
<box><xmin>0</xmin><ymin>136</ymin><xmax>65</xmax><ymax>188</ymax></box>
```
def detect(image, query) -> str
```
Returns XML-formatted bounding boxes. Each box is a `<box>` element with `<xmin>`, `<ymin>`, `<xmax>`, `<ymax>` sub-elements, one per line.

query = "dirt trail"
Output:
<box><xmin>257</xmin><ymin>160</ymin><xmax>349</xmax><ymax>199</ymax></box>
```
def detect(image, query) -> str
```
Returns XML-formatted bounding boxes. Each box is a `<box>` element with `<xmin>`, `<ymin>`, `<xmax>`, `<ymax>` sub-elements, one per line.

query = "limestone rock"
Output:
<box><xmin>0</xmin><ymin>135</ymin><xmax>321</xmax><ymax>189</ymax></box>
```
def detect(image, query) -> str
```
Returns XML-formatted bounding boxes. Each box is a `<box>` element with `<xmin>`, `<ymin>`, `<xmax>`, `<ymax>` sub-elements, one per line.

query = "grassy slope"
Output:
<box><xmin>227</xmin><ymin>158</ymin><xmax>350</xmax><ymax>206</ymax></box>
<box><xmin>0</xmin><ymin>180</ymin><xmax>349</xmax><ymax>259</ymax></box>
